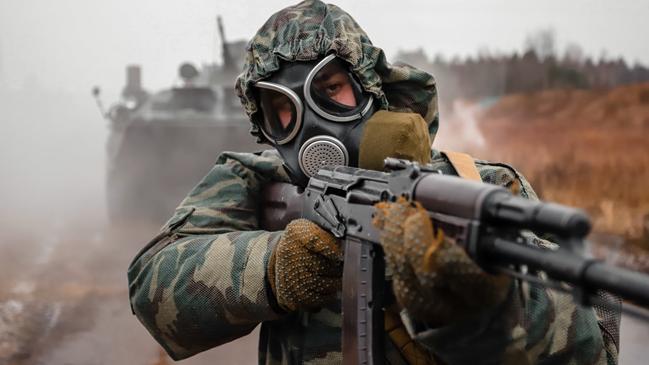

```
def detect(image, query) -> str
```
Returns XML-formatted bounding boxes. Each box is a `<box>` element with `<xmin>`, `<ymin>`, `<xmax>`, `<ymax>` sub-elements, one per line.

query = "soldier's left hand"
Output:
<box><xmin>373</xmin><ymin>197</ymin><xmax>512</xmax><ymax>326</ymax></box>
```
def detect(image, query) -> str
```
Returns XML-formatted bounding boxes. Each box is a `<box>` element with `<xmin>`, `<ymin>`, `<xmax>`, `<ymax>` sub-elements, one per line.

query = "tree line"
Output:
<box><xmin>395</xmin><ymin>30</ymin><xmax>649</xmax><ymax>105</ymax></box>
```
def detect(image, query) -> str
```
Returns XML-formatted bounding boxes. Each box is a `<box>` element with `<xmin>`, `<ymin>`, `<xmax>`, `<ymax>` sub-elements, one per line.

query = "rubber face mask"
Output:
<box><xmin>254</xmin><ymin>54</ymin><xmax>375</xmax><ymax>186</ymax></box>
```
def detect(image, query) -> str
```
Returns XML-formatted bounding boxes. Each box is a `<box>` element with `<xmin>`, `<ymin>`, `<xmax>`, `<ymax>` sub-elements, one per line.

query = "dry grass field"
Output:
<box><xmin>443</xmin><ymin>83</ymin><xmax>649</xmax><ymax>246</ymax></box>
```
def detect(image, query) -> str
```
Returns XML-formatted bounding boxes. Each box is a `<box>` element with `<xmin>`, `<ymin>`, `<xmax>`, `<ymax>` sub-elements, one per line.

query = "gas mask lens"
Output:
<box><xmin>311</xmin><ymin>59</ymin><xmax>357</xmax><ymax>109</ymax></box>
<box><xmin>256</xmin><ymin>82</ymin><xmax>303</xmax><ymax>144</ymax></box>
<box><xmin>306</xmin><ymin>55</ymin><xmax>371</xmax><ymax>120</ymax></box>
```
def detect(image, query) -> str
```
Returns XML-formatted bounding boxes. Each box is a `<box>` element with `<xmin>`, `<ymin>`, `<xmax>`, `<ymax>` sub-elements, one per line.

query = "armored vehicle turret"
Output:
<box><xmin>94</xmin><ymin>17</ymin><xmax>259</xmax><ymax>224</ymax></box>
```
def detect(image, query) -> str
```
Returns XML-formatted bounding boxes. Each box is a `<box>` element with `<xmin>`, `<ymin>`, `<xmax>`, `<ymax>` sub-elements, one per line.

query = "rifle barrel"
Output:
<box><xmin>487</xmin><ymin>237</ymin><xmax>649</xmax><ymax>306</ymax></box>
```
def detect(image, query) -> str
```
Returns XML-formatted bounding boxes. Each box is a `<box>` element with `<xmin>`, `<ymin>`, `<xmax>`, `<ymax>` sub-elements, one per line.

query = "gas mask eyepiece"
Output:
<box><xmin>254</xmin><ymin>54</ymin><xmax>375</xmax><ymax>186</ymax></box>
<box><xmin>256</xmin><ymin>82</ymin><xmax>303</xmax><ymax>144</ymax></box>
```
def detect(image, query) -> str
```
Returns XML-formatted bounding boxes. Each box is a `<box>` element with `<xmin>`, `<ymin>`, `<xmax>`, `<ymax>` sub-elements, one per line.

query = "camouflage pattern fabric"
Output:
<box><xmin>128</xmin><ymin>148</ymin><xmax>616</xmax><ymax>364</ymax></box>
<box><xmin>234</xmin><ymin>0</ymin><xmax>439</xmax><ymax>144</ymax></box>
<box><xmin>128</xmin><ymin>1</ymin><xmax>616</xmax><ymax>363</ymax></box>
<box><xmin>128</xmin><ymin>150</ymin><xmax>290</xmax><ymax>358</ymax></box>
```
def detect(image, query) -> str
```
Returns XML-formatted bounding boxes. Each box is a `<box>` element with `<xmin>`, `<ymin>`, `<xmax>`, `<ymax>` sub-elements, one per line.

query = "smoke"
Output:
<box><xmin>0</xmin><ymin>75</ymin><xmax>259</xmax><ymax>365</ymax></box>
<box><xmin>433</xmin><ymin>99</ymin><xmax>488</xmax><ymax>155</ymax></box>
<box><xmin>0</xmin><ymin>87</ymin><xmax>103</xmax><ymax>362</ymax></box>
<box><xmin>0</xmin><ymin>88</ymin><xmax>106</xmax><ymax>221</ymax></box>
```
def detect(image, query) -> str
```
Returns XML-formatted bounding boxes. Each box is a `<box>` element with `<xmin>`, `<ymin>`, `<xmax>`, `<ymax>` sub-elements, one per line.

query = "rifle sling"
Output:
<box><xmin>385</xmin><ymin>306</ymin><xmax>438</xmax><ymax>364</ymax></box>
<box><xmin>441</xmin><ymin>150</ymin><xmax>482</xmax><ymax>182</ymax></box>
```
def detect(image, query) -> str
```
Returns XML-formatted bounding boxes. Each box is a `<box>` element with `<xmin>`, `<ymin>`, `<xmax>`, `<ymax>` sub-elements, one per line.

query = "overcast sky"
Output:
<box><xmin>0</xmin><ymin>0</ymin><xmax>647</xmax><ymax>94</ymax></box>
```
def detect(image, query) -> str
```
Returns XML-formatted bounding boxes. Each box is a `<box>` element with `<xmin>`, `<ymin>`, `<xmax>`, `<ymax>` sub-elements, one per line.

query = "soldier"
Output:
<box><xmin>127</xmin><ymin>1</ymin><xmax>618</xmax><ymax>364</ymax></box>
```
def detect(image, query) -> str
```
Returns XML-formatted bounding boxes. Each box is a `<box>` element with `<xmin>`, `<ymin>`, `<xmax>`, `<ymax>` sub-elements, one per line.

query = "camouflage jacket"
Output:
<box><xmin>127</xmin><ymin>149</ymin><xmax>618</xmax><ymax>365</ymax></box>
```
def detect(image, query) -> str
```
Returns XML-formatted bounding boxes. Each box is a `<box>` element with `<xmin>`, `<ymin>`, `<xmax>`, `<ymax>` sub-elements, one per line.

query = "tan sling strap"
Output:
<box><xmin>385</xmin><ymin>305</ymin><xmax>438</xmax><ymax>364</ymax></box>
<box><xmin>441</xmin><ymin>150</ymin><xmax>482</xmax><ymax>182</ymax></box>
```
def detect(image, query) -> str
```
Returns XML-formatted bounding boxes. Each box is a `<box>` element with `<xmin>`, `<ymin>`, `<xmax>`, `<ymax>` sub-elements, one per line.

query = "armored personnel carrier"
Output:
<box><xmin>94</xmin><ymin>17</ymin><xmax>259</xmax><ymax>224</ymax></box>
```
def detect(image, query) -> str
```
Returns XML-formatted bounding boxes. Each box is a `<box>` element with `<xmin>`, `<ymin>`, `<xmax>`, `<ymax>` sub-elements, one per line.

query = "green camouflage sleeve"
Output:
<box><xmin>402</xmin><ymin>158</ymin><xmax>616</xmax><ymax>365</ymax></box>
<box><xmin>127</xmin><ymin>150</ymin><xmax>290</xmax><ymax>360</ymax></box>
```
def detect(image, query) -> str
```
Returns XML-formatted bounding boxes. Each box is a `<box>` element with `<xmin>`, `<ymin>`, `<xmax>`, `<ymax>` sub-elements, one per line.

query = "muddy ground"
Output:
<box><xmin>0</xmin><ymin>216</ymin><xmax>259</xmax><ymax>365</ymax></box>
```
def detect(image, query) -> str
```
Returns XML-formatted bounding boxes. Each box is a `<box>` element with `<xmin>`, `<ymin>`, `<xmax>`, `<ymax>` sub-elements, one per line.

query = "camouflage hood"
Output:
<box><xmin>235</xmin><ymin>0</ymin><xmax>439</xmax><ymax>143</ymax></box>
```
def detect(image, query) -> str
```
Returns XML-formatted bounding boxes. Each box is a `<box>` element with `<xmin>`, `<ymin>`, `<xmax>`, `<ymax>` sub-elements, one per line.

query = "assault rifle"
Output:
<box><xmin>261</xmin><ymin>158</ymin><xmax>649</xmax><ymax>365</ymax></box>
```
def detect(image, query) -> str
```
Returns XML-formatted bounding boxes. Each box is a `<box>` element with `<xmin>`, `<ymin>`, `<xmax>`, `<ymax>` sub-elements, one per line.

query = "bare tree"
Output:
<box><xmin>524</xmin><ymin>28</ymin><xmax>557</xmax><ymax>60</ymax></box>
<box><xmin>563</xmin><ymin>42</ymin><xmax>585</xmax><ymax>66</ymax></box>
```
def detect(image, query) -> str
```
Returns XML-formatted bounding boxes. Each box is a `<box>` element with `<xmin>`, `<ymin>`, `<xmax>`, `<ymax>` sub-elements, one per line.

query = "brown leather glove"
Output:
<box><xmin>373</xmin><ymin>197</ymin><xmax>511</xmax><ymax>326</ymax></box>
<box><xmin>267</xmin><ymin>219</ymin><xmax>343</xmax><ymax>312</ymax></box>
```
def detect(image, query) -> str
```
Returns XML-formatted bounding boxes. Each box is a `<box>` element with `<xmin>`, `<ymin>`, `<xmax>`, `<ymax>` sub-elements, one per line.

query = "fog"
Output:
<box><xmin>0</xmin><ymin>1</ymin><xmax>648</xmax><ymax>364</ymax></box>
<box><xmin>1</xmin><ymin>0</ymin><xmax>648</xmax><ymax>94</ymax></box>
<box><xmin>1</xmin><ymin>0</ymin><xmax>647</xmax><ymax>218</ymax></box>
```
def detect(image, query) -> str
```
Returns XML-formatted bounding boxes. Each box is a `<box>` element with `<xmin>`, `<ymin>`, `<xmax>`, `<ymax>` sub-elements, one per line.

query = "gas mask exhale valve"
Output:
<box><xmin>254</xmin><ymin>54</ymin><xmax>375</xmax><ymax>186</ymax></box>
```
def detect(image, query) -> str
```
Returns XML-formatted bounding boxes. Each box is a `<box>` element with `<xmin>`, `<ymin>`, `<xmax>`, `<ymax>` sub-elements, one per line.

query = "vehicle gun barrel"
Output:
<box><xmin>217</xmin><ymin>16</ymin><xmax>234</xmax><ymax>70</ymax></box>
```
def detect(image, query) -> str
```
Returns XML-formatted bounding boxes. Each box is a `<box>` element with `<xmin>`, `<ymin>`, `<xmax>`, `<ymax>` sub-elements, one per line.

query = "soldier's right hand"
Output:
<box><xmin>373</xmin><ymin>197</ymin><xmax>511</xmax><ymax>326</ymax></box>
<box><xmin>267</xmin><ymin>219</ymin><xmax>343</xmax><ymax>312</ymax></box>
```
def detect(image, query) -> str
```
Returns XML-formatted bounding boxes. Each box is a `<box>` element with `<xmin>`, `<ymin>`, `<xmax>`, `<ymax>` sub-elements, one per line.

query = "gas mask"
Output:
<box><xmin>254</xmin><ymin>54</ymin><xmax>375</xmax><ymax>187</ymax></box>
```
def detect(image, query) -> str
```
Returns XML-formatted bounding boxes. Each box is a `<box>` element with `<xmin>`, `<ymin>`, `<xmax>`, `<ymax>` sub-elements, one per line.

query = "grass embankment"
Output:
<box><xmin>473</xmin><ymin>83</ymin><xmax>649</xmax><ymax>245</ymax></box>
